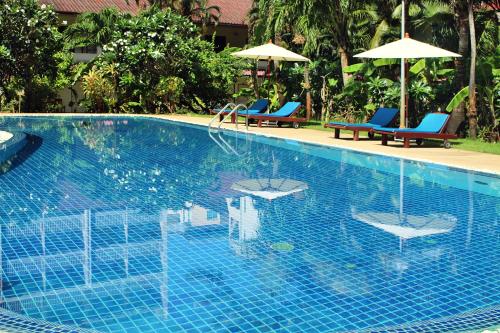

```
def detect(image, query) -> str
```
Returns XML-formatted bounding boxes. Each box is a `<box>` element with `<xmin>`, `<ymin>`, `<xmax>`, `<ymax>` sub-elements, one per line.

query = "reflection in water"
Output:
<box><xmin>227</xmin><ymin>196</ymin><xmax>261</xmax><ymax>258</ymax></box>
<box><xmin>0</xmin><ymin>208</ymin><xmax>168</xmax><ymax>326</ymax></box>
<box><xmin>0</xmin><ymin>117</ymin><xmax>498</xmax><ymax>332</ymax></box>
<box><xmin>231</xmin><ymin>178</ymin><xmax>308</xmax><ymax>200</ymax></box>
<box><xmin>352</xmin><ymin>210</ymin><xmax>457</xmax><ymax>240</ymax></box>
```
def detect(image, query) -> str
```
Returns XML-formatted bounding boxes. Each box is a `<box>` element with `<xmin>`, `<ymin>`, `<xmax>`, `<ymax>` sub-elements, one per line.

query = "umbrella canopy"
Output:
<box><xmin>232</xmin><ymin>41</ymin><xmax>312</xmax><ymax>121</ymax></box>
<box><xmin>232</xmin><ymin>41</ymin><xmax>310</xmax><ymax>62</ymax></box>
<box><xmin>354</xmin><ymin>37</ymin><xmax>461</xmax><ymax>59</ymax></box>
<box><xmin>354</xmin><ymin>35</ymin><xmax>460</xmax><ymax>128</ymax></box>
<box><xmin>352</xmin><ymin>211</ymin><xmax>457</xmax><ymax>239</ymax></box>
<box><xmin>231</xmin><ymin>178</ymin><xmax>308</xmax><ymax>200</ymax></box>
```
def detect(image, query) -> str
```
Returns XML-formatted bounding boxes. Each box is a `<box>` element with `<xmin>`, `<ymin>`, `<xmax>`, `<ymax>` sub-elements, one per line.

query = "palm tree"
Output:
<box><xmin>447</xmin><ymin>0</ymin><xmax>469</xmax><ymax>135</ymax></box>
<box><xmin>129</xmin><ymin>0</ymin><xmax>194</xmax><ymax>15</ymax></box>
<box><xmin>467</xmin><ymin>0</ymin><xmax>478</xmax><ymax>138</ymax></box>
<box><xmin>64</xmin><ymin>8</ymin><xmax>126</xmax><ymax>48</ymax></box>
<box><xmin>191</xmin><ymin>0</ymin><xmax>220</xmax><ymax>36</ymax></box>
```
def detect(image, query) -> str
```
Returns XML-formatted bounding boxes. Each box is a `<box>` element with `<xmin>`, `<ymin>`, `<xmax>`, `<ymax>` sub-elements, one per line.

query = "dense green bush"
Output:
<box><xmin>81</xmin><ymin>7</ymin><xmax>243</xmax><ymax>113</ymax></box>
<box><xmin>0</xmin><ymin>0</ymin><xmax>63</xmax><ymax>112</ymax></box>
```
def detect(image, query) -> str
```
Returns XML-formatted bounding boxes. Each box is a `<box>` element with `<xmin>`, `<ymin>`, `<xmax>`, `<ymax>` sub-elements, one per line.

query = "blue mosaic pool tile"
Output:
<box><xmin>0</xmin><ymin>116</ymin><xmax>498</xmax><ymax>333</ymax></box>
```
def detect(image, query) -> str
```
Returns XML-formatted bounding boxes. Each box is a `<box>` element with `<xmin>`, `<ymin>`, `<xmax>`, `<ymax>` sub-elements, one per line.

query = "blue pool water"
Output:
<box><xmin>0</xmin><ymin>116</ymin><xmax>498</xmax><ymax>333</ymax></box>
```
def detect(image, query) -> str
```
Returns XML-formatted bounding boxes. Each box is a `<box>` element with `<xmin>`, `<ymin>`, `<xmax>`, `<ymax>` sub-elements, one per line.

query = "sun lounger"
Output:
<box><xmin>243</xmin><ymin>102</ymin><xmax>305</xmax><ymax>129</ymax></box>
<box><xmin>211</xmin><ymin>99</ymin><xmax>269</xmax><ymax>123</ymax></box>
<box><xmin>373</xmin><ymin>112</ymin><xmax>457</xmax><ymax>148</ymax></box>
<box><xmin>324</xmin><ymin>107</ymin><xmax>399</xmax><ymax>140</ymax></box>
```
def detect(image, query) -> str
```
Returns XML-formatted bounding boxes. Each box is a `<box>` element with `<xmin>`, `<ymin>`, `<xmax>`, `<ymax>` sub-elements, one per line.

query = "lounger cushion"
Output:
<box><xmin>264</xmin><ymin>102</ymin><xmax>301</xmax><ymax>117</ymax></box>
<box><xmin>377</xmin><ymin>113</ymin><xmax>449</xmax><ymax>134</ymax></box>
<box><xmin>213</xmin><ymin>99</ymin><xmax>268</xmax><ymax>114</ymax></box>
<box><xmin>250</xmin><ymin>99</ymin><xmax>269</xmax><ymax>112</ymax></box>
<box><xmin>327</xmin><ymin>122</ymin><xmax>374</xmax><ymax>128</ymax></box>
<box><xmin>242</xmin><ymin>109</ymin><xmax>266</xmax><ymax>115</ymax></box>
<box><xmin>368</xmin><ymin>108</ymin><xmax>399</xmax><ymax>126</ymax></box>
<box><xmin>327</xmin><ymin>107</ymin><xmax>398</xmax><ymax>128</ymax></box>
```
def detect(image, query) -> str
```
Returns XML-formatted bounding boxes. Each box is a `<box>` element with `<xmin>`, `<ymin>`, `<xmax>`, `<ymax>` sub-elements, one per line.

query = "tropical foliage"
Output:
<box><xmin>0</xmin><ymin>1</ymin><xmax>242</xmax><ymax>114</ymax></box>
<box><xmin>76</xmin><ymin>7</ymin><xmax>242</xmax><ymax>113</ymax></box>
<box><xmin>248</xmin><ymin>0</ymin><xmax>499</xmax><ymax>141</ymax></box>
<box><xmin>0</xmin><ymin>0</ymin><xmax>64</xmax><ymax>112</ymax></box>
<box><xmin>0</xmin><ymin>0</ymin><xmax>498</xmax><ymax>142</ymax></box>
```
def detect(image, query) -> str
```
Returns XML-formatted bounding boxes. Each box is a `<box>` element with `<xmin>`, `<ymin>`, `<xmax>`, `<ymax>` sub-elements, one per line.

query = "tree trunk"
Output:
<box><xmin>404</xmin><ymin>0</ymin><xmax>410</xmax><ymax>35</ymax></box>
<box><xmin>467</xmin><ymin>0</ymin><xmax>477</xmax><ymax>139</ymax></box>
<box><xmin>304</xmin><ymin>63</ymin><xmax>311</xmax><ymax>120</ymax></box>
<box><xmin>251</xmin><ymin>67</ymin><xmax>259</xmax><ymax>99</ymax></box>
<box><xmin>447</xmin><ymin>4</ymin><xmax>469</xmax><ymax>135</ymax></box>
<box><xmin>339</xmin><ymin>47</ymin><xmax>350</xmax><ymax>86</ymax></box>
<box><xmin>320</xmin><ymin>76</ymin><xmax>328</xmax><ymax>122</ymax></box>
<box><xmin>22</xmin><ymin>72</ymin><xmax>33</xmax><ymax>113</ymax></box>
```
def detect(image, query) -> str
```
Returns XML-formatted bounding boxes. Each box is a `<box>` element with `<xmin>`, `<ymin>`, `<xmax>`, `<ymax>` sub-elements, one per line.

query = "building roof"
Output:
<box><xmin>208</xmin><ymin>0</ymin><xmax>252</xmax><ymax>26</ymax></box>
<box><xmin>39</xmin><ymin>0</ymin><xmax>145</xmax><ymax>15</ymax></box>
<box><xmin>40</xmin><ymin>0</ymin><xmax>253</xmax><ymax>26</ymax></box>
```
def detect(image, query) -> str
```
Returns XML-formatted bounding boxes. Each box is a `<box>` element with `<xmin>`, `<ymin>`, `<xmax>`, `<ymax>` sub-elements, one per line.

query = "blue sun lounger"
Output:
<box><xmin>373</xmin><ymin>112</ymin><xmax>457</xmax><ymax>148</ymax></box>
<box><xmin>324</xmin><ymin>107</ymin><xmax>399</xmax><ymax>140</ymax></box>
<box><xmin>211</xmin><ymin>99</ymin><xmax>269</xmax><ymax>123</ymax></box>
<box><xmin>243</xmin><ymin>102</ymin><xmax>305</xmax><ymax>129</ymax></box>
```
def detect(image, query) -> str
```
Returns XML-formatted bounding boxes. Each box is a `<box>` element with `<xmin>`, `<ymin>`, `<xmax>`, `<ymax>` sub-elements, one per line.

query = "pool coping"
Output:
<box><xmin>2</xmin><ymin>113</ymin><xmax>498</xmax><ymax>175</ymax></box>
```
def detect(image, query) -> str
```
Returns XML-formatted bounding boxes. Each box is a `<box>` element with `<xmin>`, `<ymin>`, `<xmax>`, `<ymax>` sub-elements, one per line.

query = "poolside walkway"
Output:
<box><xmin>159</xmin><ymin>114</ymin><xmax>500</xmax><ymax>175</ymax></box>
<box><xmin>2</xmin><ymin>113</ymin><xmax>500</xmax><ymax>175</ymax></box>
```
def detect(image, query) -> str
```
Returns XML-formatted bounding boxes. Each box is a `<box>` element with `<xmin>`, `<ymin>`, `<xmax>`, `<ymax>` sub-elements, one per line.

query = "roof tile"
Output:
<box><xmin>208</xmin><ymin>0</ymin><xmax>252</xmax><ymax>26</ymax></box>
<box><xmin>40</xmin><ymin>0</ymin><xmax>252</xmax><ymax>26</ymax></box>
<box><xmin>39</xmin><ymin>0</ymin><xmax>145</xmax><ymax>15</ymax></box>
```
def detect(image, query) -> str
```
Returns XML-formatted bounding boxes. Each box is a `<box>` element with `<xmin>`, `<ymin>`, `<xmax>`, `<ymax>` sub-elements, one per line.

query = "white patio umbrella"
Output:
<box><xmin>231</xmin><ymin>178</ymin><xmax>308</xmax><ymax>200</ymax></box>
<box><xmin>354</xmin><ymin>37</ymin><xmax>461</xmax><ymax>59</ymax></box>
<box><xmin>232</xmin><ymin>41</ymin><xmax>312</xmax><ymax>120</ymax></box>
<box><xmin>354</xmin><ymin>0</ymin><xmax>461</xmax><ymax>128</ymax></box>
<box><xmin>232</xmin><ymin>41</ymin><xmax>310</xmax><ymax>62</ymax></box>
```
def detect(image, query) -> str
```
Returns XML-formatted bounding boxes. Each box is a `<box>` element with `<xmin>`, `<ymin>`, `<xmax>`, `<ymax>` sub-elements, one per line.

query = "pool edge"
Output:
<box><xmin>2</xmin><ymin>113</ymin><xmax>498</xmax><ymax>176</ymax></box>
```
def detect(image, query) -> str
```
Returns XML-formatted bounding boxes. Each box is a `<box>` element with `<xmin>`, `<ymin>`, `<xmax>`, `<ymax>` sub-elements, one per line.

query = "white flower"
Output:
<box><xmin>41</xmin><ymin>4</ymin><xmax>46</xmax><ymax>9</ymax></box>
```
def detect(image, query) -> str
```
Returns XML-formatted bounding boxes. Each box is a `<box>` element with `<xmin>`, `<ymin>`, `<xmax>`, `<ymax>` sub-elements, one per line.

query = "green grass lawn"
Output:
<box><xmin>301</xmin><ymin>120</ymin><xmax>500</xmax><ymax>155</ymax></box>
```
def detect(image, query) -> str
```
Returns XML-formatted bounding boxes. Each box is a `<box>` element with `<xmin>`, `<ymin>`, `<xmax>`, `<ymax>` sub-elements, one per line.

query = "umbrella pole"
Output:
<box><xmin>267</xmin><ymin>57</ymin><xmax>272</xmax><ymax>110</ymax></box>
<box><xmin>400</xmin><ymin>0</ymin><xmax>406</xmax><ymax>128</ymax></box>
<box><xmin>400</xmin><ymin>59</ymin><xmax>406</xmax><ymax>128</ymax></box>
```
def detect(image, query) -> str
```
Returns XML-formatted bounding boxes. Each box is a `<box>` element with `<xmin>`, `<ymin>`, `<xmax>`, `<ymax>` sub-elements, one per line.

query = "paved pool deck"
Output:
<box><xmin>2</xmin><ymin>113</ymin><xmax>500</xmax><ymax>175</ymax></box>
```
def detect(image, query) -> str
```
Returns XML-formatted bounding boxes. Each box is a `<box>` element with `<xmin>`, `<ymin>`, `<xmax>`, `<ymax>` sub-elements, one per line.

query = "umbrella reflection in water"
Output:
<box><xmin>231</xmin><ymin>178</ymin><xmax>308</xmax><ymax>200</ymax></box>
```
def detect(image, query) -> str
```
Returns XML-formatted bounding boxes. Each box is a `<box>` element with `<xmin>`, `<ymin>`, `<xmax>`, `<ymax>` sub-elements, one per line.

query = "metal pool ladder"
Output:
<box><xmin>208</xmin><ymin>103</ymin><xmax>250</xmax><ymax>155</ymax></box>
<box><xmin>208</xmin><ymin>103</ymin><xmax>252</xmax><ymax>131</ymax></box>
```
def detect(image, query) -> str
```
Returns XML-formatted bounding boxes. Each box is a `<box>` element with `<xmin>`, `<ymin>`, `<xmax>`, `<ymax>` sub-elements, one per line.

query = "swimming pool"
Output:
<box><xmin>0</xmin><ymin>116</ymin><xmax>498</xmax><ymax>333</ymax></box>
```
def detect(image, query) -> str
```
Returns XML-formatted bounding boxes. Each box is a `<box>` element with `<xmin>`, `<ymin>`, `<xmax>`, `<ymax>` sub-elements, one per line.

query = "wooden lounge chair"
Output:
<box><xmin>210</xmin><ymin>99</ymin><xmax>269</xmax><ymax>123</ymax></box>
<box><xmin>324</xmin><ymin>107</ymin><xmax>399</xmax><ymax>141</ymax></box>
<box><xmin>243</xmin><ymin>102</ymin><xmax>306</xmax><ymax>129</ymax></box>
<box><xmin>373</xmin><ymin>112</ymin><xmax>457</xmax><ymax>148</ymax></box>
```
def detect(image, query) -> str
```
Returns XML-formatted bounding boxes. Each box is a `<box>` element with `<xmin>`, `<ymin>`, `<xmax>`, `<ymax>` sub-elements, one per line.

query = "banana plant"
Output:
<box><xmin>446</xmin><ymin>51</ymin><xmax>499</xmax><ymax>138</ymax></box>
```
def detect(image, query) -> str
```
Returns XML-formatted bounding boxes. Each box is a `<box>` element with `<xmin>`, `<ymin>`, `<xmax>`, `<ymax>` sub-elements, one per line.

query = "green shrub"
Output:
<box><xmin>84</xmin><ymin>7</ymin><xmax>244</xmax><ymax>113</ymax></box>
<box><xmin>0</xmin><ymin>0</ymin><xmax>63</xmax><ymax>112</ymax></box>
